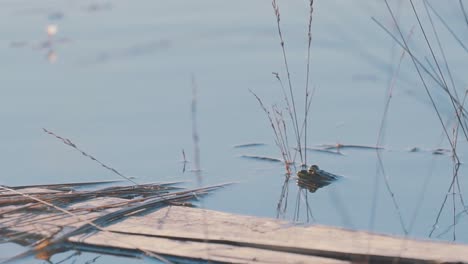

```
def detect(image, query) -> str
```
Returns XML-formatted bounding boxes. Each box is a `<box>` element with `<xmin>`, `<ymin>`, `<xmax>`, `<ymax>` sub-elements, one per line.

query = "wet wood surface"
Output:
<box><xmin>70</xmin><ymin>206</ymin><xmax>468</xmax><ymax>264</ymax></box>
<box><xmin>2</xmin><ymin>183</ymin><xmax>468</xmax><ymax>263</ymax></box>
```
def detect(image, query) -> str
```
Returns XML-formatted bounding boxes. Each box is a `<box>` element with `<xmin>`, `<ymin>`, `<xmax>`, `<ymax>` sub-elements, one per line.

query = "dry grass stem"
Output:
<box><xmin>43</xmin><ymin>128</ymin><xmax>138</xmax><ymax>185</ymax></box>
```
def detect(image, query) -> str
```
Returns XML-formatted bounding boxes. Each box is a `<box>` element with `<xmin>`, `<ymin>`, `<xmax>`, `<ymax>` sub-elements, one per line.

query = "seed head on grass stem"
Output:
<box><xmin>272</xmin><ymin>0</ymin><xmax>303</xmax><ymax>166</ymax></box>
<box><xmin>43</xmin><ymin>128</ymin><xmax>138</xmax><ymax>185</ymax></box>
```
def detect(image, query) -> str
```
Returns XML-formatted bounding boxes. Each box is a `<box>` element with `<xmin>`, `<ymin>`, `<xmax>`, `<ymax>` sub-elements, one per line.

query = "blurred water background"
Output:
<box><xmin>1</xmin><ymin>0</ymin><xmax>468</xmax><ymax>262</ymax></box>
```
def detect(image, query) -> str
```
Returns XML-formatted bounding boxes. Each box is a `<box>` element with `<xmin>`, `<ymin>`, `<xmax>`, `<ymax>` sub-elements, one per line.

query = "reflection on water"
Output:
<box><xmin>9</xmin><ymin>23</ymin><xmax>69</xmax><ymax>63</ymax></box>
<box><xmin>276</xmin><ymin>165</ymin><xmax>343</xmax><ymax>223</ymax></box>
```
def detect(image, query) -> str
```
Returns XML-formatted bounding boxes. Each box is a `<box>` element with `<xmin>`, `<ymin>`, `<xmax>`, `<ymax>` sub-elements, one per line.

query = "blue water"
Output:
<box><xmin>1</xmin><ymin>0</ymin><xmax>468</xmax><ymax>262</ymax></box>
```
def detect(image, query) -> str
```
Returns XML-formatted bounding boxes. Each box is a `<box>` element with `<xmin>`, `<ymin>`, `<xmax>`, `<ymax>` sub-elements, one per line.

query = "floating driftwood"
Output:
<box><xmin>240</xmin><ymin>155</ymin><xmax>283</xmax><ymax>163</ymax></box>
<box><xmin>233</xmin><ymin>143</ymin><xmax>267</xmax><ymax>148</ymax></box>
<box><xmin>1</xmin><ymin>182</ymin><xmax>468</xmax><ymax>264</ymax></box>
<box><xmin>317</xmin><ymin>143</ymin><xmax>384</xmax><ymax>151</ymax></box>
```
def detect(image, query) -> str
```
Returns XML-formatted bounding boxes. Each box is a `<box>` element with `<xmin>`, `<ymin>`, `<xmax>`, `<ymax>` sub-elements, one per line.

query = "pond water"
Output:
<box><xmin>1</xmin><ymin>0</ymin><xmax>468</xmax><ymax>263</ymax></box>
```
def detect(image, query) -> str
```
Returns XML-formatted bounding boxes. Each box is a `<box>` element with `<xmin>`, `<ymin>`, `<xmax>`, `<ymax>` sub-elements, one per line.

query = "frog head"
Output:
<box><xmin>308</xmin><ymin>165</ymin><xmax>319</xmax><ymax>174</ymax></box>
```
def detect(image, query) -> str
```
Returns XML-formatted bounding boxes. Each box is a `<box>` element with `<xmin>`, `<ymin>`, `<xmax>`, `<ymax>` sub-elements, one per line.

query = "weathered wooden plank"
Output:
<box><xmin>71</xmin><ymin>206</ymin><xmax>468</xmax><ymax>264</ymax></box>
<box><xmin>69</xmin><ymin>232</ymin><xmax>349</xmax><ymax>264</ymax></box>
<box><xmin>3</xmin><ymin>186</ymin><xmax>468</xmax><ymax>263</ymax></box>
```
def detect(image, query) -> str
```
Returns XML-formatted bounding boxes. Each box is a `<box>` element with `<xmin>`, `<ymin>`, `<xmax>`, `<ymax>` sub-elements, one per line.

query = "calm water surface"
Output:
<box><xmin>1</xmin><ymin>0</ymin><xmax>468</xmax><ymax>262</ymax></box>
